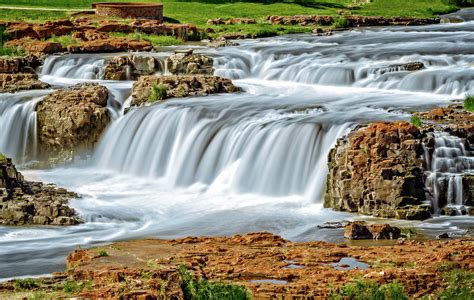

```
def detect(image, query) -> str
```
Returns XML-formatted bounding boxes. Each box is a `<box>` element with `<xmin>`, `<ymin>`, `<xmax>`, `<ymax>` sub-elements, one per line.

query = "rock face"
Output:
<box><xmin>0</xmin><ymin>73</ymin><xmax>49</xmax><ymax>93</ymax></box>
<box><xmin>165</xmin><ymin>50</ymin><xmax>214</xmax><ymax>75</ymax></box>
<box><xmin>0</xmin><ymin>155</ymin><xmax>81</xmax><ymax>225</ymax></box>
<box><xmin>325</xmin><ymin>122</ymin><xmax>431</xmax><ymax>220</ymax></box>
<box><xmin>131</xmin><ymin>75</ymin><xmax>240</xmax><ymax>107</ymax></box>
<box><xmin>103</xmin><ymin>55</ymin><xmax>159</xmax><ymax>80</ymax></box>
<box><xmin>35</xmin><ymin>83</ymin><xmax>110</xmax><ymax>163</ymax></box>
<box><xmin>0</xmin><ymin>56</ymin><xmax>42</xmax><ymax>74</ymax></box>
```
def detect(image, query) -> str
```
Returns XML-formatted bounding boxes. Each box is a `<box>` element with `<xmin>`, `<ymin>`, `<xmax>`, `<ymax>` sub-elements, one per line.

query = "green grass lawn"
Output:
<box><xmin>0</xmin><ymin>0</ymin><xmax>467</xmax><ymax>24</ymax></box>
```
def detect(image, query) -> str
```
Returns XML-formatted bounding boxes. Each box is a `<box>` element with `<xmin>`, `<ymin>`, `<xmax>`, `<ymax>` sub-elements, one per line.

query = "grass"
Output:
<box><xmin>410</xmin><ymin>115</ymin><xmax>422</xmax><ymax>128</ymax></box>
<box><xmin>149</xmin><ymin>83</ymin><xmax>168</xmax><ymax>103</ymax></box>
<box><xmin>97</xmin><ymin>250</ymin><xmax>109</xmax><ymax>257</ymax></box>
<box><xmin>110</xmin><ymin>31</ymin><xmax>183</xmax><ymax>46</ymax></box>
<box><xmin>14</xmin><ymin>278</ymin><xmax>38</xmax><ymax>290</ymax></box>
<box><xmin>63</xmin><ymin>280</ymin><xmax>92</xmax><ymax>294</ymax></box>
<box><xmin>0</xmin><ymin>26</ymin><xmax>25</xmax><ymax>56</ymax></box>
<box><xmin>0</xmin><ymin>9</ymin><xmax>68</xmax><ymax>22</ymax></box>
<box><xmin>329</xmin><ymin>279</ymin><xmax>408</xmax><ymax>300</ymax></box>
<box><xmin>464</xmin><ymin>95</ymin><xmax>474</xmax><ymax>112</ymax></box>
<box><xmin>0</xmin><ymin>1</ymin><xmax>470</xmax><ymax>24</ymax></box>
<box><xmin>438</xmin><ymin>269</ymin><xmax>474</xmax><ymax>299</ymax></box>
<box><xmin>0</xmin><ymin>153</ymin><xmax>7</xmax><ymax>162</ymax></box>
<box><xmin>179</xmin><ymin>265</ymin><xmax>251</xmax><ymax>300</ymax></box>
<box><xmin>46</xmin><ymin>34</ymin><xmax>80</xmax><ymax>47</ymax></box>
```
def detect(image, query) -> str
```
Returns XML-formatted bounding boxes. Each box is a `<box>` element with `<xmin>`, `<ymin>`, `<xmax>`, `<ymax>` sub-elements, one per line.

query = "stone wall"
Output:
<box><xmin>94</xmin><ymin>3</ymin><xmax>163</xmax><ymax>21</ymax></box>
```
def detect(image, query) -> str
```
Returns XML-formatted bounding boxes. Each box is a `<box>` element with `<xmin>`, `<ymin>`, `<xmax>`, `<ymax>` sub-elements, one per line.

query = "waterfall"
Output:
<box><xmin>0</xmin><ymin>90</ymin><xmax>51</xmax><ymax>164</ymax></box>
<box><xmin>93</xmin><ymin>104</ymin><xmax>350</xmax><ymax>199</ymax></box>
<box><xmin>425</xmin><ymin>132</ymin><xmax>474</xmax><ymax>213</ymax></box>
<box><xmin>40</xmin><ymin>54</ymin><xmax>107</xmax><ymax>80</ymax></box>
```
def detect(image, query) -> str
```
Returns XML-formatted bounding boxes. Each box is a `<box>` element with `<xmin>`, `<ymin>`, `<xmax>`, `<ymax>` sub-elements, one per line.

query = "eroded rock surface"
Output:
<box><xmin>131</xmin><ymin>75</ymin><xmax>239</xmax><ymax>107</ymax></box>
<box><xmin>325</xmin><ymin>122</ymin><xmax>431</xmax><ymax>220</ymax></box>
<box><xmin>1</xmin><ymin>232</ymin><xmax>471</xmax><ymax>299</ymax></box>
<box><xmin>165</xmin><ymin>50</ymin><xmax>214</xmax><ymax>75</ymax></box>
<box><xmin>0</xmin><ymin>73</ymin><xmax>49</xmax><ymax>93</ymax></box>
<box><xmin>266</xmin><ymin>15</ymin><xmax>439</xmax><ymax>26</ymax></box>
<box><xmin>35</xmin><ymin>83</ymin><xmax>110</xmax><ymax>163</ymax></box>
<box><xmin>0</xmin><ymin>155</ymin><xmax>81</xmax><ymax>225</ymax></box>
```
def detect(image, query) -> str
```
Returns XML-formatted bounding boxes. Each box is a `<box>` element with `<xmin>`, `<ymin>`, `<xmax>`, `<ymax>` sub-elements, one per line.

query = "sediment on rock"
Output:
<box><xmin>165</xmin><ymin>50</ymin><xmax>214</xmax><ymax>75</ymax></box>
<box><xmin>35</xmin><ymin>83</ymin><xmax>110</xmax><ymax>164</ymax></box>
<box><xmin>0</xmin><ymin>155</ymin><xmax>81</xmax><ymax>225</ymax></box>
<box><xmin>131</xmin><ymin>74</ymin><xmax>240</xmax><ymax>107</ymax></box>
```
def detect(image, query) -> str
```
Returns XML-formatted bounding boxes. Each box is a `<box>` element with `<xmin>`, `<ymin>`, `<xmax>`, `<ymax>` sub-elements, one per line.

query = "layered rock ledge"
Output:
<box><xmin>0</xmin><ymin>232</ymin><xmax>471</xmax><ymax>298</ymax></box>
<box><xmin>131</xmin><ymin>74</ymin><xmax>240</xmax><ymax>107</ymax></box>
<box><xmin>0</xmin><ymin>155</ymin><xmax>81</xmax><ymax>225</ymax></box>
<box><xmin>35</xmin><ymin>83</ymin><xmax>110</xmax><ymax>163</ymax></box>
<box><xmin>0</xmin><ymin>56</ymin><xmax>49</xmax><ymax>93</ymax></box>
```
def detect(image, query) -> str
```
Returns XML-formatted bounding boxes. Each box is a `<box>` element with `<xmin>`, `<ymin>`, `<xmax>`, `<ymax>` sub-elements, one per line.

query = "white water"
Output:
<box><xmin>425</xmin><ymin>132</ymin><xmax>474</xmax><ymax>212</ymax></box>
<box><xmin>1</xmin><ymin>21</ymin><xmax>474</xmax><ymax>279</ymax></box>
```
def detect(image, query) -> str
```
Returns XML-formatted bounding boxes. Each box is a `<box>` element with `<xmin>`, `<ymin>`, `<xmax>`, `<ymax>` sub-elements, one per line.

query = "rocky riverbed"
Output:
<box><xmin>0</xmin><ymin>232</ymin><xmax>471</xmax><ymax>299</ymax></box>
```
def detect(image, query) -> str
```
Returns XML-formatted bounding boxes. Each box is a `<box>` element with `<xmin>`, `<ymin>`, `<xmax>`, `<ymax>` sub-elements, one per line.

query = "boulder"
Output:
<box><xmin>6</xmin><ymin>38</ymin><xmax>65</xmax><ymax>55</ymax></box>
<box><xmin>67</xmin><ymin>38</ymin><xmax>153</xmax><ymax>53</ymax></box>
<box><xmin>325</xmin><ymin>122</ymin><xmax>431</xmax><ymax>220</ymax></box>
<box><xmin>0</xmin><ymin>155</ymin><xmax>81</xmax><ymax>225</ymax></box>
<box><xmin>0</xmin><ymin>56</ymin><xmax>42</xmax><ymax>74</ymax></box>
<box><xmin>344</xmin><ymin>222</ymin><xmax>401</xmax><ymax>240</ymax></box>
<box><xmin>35</xmin><ymin>83</ymin><xmax>110</xmax><ymax>163</ymax></box>
<box><xmin>165</xmin><ymin>51</ymin><xmax>214</xmax><ymax>75</ymax></box>
<box><xmin>0</xmin><ymin>73</ymin><xmax>49</xmax><ymax>93</ymax></box>
<box><xmin>131</xmin><ymin>75</ymin><xmax>240</xmax><ymax>107</ymax></box>
<box><xmin>103</xmin><ymin>55</ymin><xmax>158</xmax><ymax>81</ymax></box>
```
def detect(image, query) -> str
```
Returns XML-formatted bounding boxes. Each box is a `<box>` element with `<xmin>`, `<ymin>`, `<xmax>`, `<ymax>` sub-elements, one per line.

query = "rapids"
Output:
<box><xmin>1</xmin><ymin>21</ymin><xmax>474</xmax><ymax>279</ymax></box>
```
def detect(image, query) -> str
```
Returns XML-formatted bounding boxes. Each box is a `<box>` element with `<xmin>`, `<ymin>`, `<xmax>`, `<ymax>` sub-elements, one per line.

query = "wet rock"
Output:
<box><xmin>0</xmin><ymin>155</ymin><xmax>81</xmax><ymax>225</ymax></box>
<box><xmin>103</xmin><ymin>55</ymin><xmax>158</xmax><ymax>81</ymax></box>
<box><xmin>131</xmin><ymin>75</ymin><xmax>239</xmax><ymax>107</ymax></box>
<box><xmin>325</xmin><ymin>122</ymin><xmax>430</xmax><ymax>220</ymax></box>
<box><xmin>207</xmin><ymin>39</ymin><xmax>239</xmax><ymax>48</ymax></box>
<box><xmin>0</xmin><ymin>73</ymin><xmax>49</xmax><ymax>93</ymax></box>
<box><xmin>0</xmin><ymin>56</ymin><xmax>41</xmax><ymax>74</ymax></box>
<box><xmin>317</xmin><ymin>221</ymin><xmax>348</xmax><ymax>229</ymax></box>
<box><xmin>369</xmin><ymin>223</ymin><xmax>401</xmax><ymax>240</ymax></box>
<box><xmin>372</xmin><ymin>62</ymin><xmax>425</xmax><ymax>75</ymax></box>
<box><xmin>35</xmin><ymin>83</ymin><xmax>110</xmax><ymax>163</ymax></box>
<box><xmin>344</xmin><ymin>221</ymin><xmax>373</xmax><ymax>239</ymax></box>
<box><xmin>165</xmin><ymin>50</ymin><xmax>214</xmax><ymax>75</ymax></box>
<box><xmin>437</xmin><ymin>233</ymin><xmax>450</xmax><ymax>239</ymax></box>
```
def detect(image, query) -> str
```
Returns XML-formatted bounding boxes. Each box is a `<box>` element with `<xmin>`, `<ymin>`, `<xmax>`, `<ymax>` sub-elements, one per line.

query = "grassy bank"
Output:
<box><xmin>0</xmin><ymin>0</ymin><xmax>469</xmax><ymax>24</ymax></box>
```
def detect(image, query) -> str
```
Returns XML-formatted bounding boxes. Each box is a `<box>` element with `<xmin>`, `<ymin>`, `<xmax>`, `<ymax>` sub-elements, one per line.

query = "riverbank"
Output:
<box><xmin>0</xmin><ymin>232</ymin><xmax>472</xmax><ymax>299</ymax></box>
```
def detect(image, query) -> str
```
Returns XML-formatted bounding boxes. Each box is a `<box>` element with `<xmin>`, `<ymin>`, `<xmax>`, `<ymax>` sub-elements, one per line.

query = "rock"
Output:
<box><xmin>6</xmin><ymin>38</ymin><xmax>65</xmax><ymax>55</ymax></box>
<box><xmin>369</xmin><ymin>224</ymin><xmax>401</xmax><ymax>240</ymax></box>
<box><xmin>0</xmin><ymin>73</ymin><xmax>50</xmax><ymax>93</ymax></box>
<box><xmin>131</xmin><ymin>75</ymin><xmax>240</xmax><ymax>107</ymax></box>
<box><xmin>0</xmin><ymin>56</ymin><xmax>41</xmax><ymax>74</ymax></box>
<box><xmin>35</xmin><ymin>83</ymin><xmax>110</xmax><ymax>163</ymax></box>
<box><xmin>437</xmin><ymin>233</ymin><xmax>450</xmax><ymax>239</ymax></box>
<box><xmin>344</xmin><ymin>221</ymin><xmax>373</xmax><ymax>239</ymax></box>
<box><xmin>344</xmin><ymin>222</ymin><xmax>401</xmax><ymax>240</ymax></box>
<box><xmin>207</xmin><ymin>39</ymin><xmax>239</xmax><ymax>48</ymax></box>
<box><xmin>317</xmin><ymin>221</ymin><xmax>348</xmax><ymax>229</ymax></box>
<box><xmin>0</xmin><ymin>155</ymin><xmax>81</xmax><ymax>225</ymax></box>
<box><xmin>103</xmin><ymin>55</ymin><xmax>157</xmax><ymax>81</ymax></box>
<box><xmin>165</xmin><ymin>51</ymin><xmax>214</xmax><ymax>75</ymax></box>
<box><xmin>325</xmin><ymin>122</ymin><xmax>430</xmax><ymax>220</ymax></box>
<box><xmin>372</xmin><ymin>62</ymin><xmax>425</xmax><ymax>75</ymax></box>
<box><xmin>207</xmin><ymin>18</ymin><xmax>256</xmax><ymax>25</ymax></box>
<box><xmin>67</xmin><ymin>38</ymin><xmax>153</xmax><ymax>53</ymax></box>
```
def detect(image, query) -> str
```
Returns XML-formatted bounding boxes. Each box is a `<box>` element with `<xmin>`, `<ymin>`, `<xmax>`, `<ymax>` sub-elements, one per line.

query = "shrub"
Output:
<box><xmin>333</xmin><ymin>16</ymin><xmax>350</xmax><ymax>29</ymax></box>
<box><xmin>63</xmin><ymin>280</ymin><xmax>91</xmax><ymax>294</ymax></box>
<box><xmin>464</xmin><ymin>95</ymin><xmax>474</xmax><ymax>112</ymax></box>
<box><xmin>149</xmin><ymin>83</ymin><xmax>168</xmax><ymax>103</ymax></box>
<box><xmin>179</xmin><ymin>265</ymin><xmax>251</xmax><ymax>300</ymax></box>
<box><xmin>329</xmin><ymin>279</ymin><xmax>408</xmax><ymax>300</ymax></box>
<box><xmin>14</xmin><ymin>278</ymin><xmax>38</xmax><ymax>290</ymax></box>
<box><xmin>442</xmin><ymin>0</ymin><xmax>474</xmax><ymax>7</ymax></box>
<box><xmin>97</xmin><ymin>250</ymin><xmax>109</xmax><ymax>257</ymax></box>
<box><xmin>410</xmin><ymin>115</ymin><xmax>422</xmax><ymax>128</ymax></box>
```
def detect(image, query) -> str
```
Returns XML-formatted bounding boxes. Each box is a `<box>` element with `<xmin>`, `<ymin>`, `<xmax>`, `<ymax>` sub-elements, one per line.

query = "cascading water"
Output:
<box><xmin>425</xmin><ymin>132</ymin><xmax>474</xmax><ymax>213</ymax></box>
<box><xmin>1</xmin><ymin>20</ymin><xmax>474</xmax><ymax>279</ymax></box>
<box><xmin>0</xmin><ymin>90</ymin><xmax>51</xmax><ymax>164</ymax></box>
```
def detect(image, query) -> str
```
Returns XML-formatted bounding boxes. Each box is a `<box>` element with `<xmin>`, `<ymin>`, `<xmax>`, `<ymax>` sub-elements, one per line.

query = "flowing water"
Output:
<box><xmin>1</xmin><ymin>21</ymin><xmax>474</xmax><ymax>279</ymax></box>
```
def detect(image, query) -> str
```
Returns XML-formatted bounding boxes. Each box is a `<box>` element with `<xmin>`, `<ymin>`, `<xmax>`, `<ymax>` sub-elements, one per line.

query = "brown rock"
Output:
<box><xmin>35</xmin><ymin>83</ymin><xmax>110</xmax><ymax>163</ymax></box>
<box><xmin>0</xmin><ymin>73</ymin><xmax>49</xmax><ymax>93</ymax></box>
<box><xmin>131</xmin><ymin>75</ymin><xmax>240</xmax><ymax>107</ymax></box>
<box><xmin>344</xmin><ymin>221</ymin><xmax>373</xmax><ymax>239</ymax></box>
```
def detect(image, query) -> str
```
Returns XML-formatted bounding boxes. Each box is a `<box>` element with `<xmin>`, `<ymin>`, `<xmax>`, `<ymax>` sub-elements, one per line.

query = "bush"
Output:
<box><xmin>179</xmin><ymin>265</ymin><xmax>251</xmax><ymax>300</ymax></box>
<box><xmin>63</xmin><ymin>280</ymin><xmax>91</xmax><ymax>294</ymax></box>
<box><xmin>97</xmin><ymin>250</ymin><xmax>109</xmax><ymax>257</ymax></box>
<box><xmin>442</xmin><ymin>0</ymin><xmax>474</xmax><ymax>7</ymax></box>
<box><xmin>333</xmin><ymin>16</ymin><xmax>350</xmax><ymax>28</ymax></box>
<box><xmin>14</xmin><ymin>278</ymin><xmax>38</xmax><ymax>290</ymax></box>
<box><xmin>149</xmin><ymin>83</ymin><xmax>168</xmax><ymax>103</ymax></box>
<box><xmin>464</xmin><ymin>95</ymin><xmax>474</xmax><ymax>112</ymax></box>
<box><xmin>329</xmin><ymin>279</ymin><xmax>408</xmax><ymax>300</ymax></box>
<box><xmin>410</xmin><ymin>115</ymin><xmax>422</xmax><ymax>128</ymax></box>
